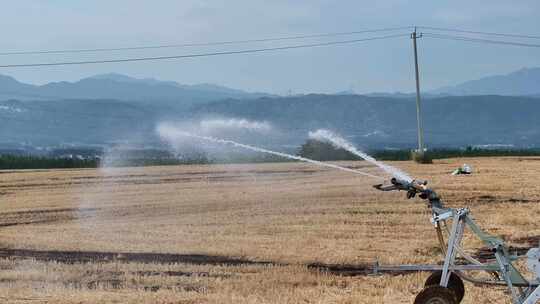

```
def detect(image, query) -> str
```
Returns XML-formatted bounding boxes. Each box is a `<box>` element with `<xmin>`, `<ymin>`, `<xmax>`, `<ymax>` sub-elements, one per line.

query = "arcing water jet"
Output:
<box><xmin>157</xmin><ymin>123</ymin><xmax>384</xmax><ymax>180</ymax></box>
<box><xmin>309</xmin><ymin>129</ymin><xmax>412</xmax><ymax>182</ymax></box>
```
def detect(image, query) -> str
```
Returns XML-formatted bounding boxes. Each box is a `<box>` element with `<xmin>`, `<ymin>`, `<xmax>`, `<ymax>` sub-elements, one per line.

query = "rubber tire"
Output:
<box><xmin>424</xmin><ymin>271</ymin><xmax>465</xmax><ymax>303</ymax></box>
<box><xmin>414</xmin><ymin>285</ymin><xmax>458</xmax><ymax>304</ymax></box>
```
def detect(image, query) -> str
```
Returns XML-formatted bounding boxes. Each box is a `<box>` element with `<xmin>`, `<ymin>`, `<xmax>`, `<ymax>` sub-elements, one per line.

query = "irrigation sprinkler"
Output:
<box><xmin>374</xmin><ymin>178</ymin><xmax>540</xmax><ymax>304</ymax></box>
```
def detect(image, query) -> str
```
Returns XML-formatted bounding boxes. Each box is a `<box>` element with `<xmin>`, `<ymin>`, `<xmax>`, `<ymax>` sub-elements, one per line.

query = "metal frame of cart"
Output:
<box><xmin>375</xmin><ymin>178</ymin><xmax>540</xmax><ymax>304</ymax></box>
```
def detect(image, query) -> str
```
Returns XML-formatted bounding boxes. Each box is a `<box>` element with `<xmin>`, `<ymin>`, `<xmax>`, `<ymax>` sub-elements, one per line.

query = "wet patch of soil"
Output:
<box><xmin>0</xmin><ymin>248</ymin><xmax>279</xmax><ymax>266</ymax></box>
<box><xmin>0</xmin><ymin>208</ymin><xmax>97</xmax><ymax>227</ymax></box>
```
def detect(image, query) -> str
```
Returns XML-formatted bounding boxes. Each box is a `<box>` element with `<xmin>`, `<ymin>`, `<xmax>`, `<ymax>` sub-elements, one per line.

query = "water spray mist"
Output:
<box><xmin>158</xmin><ymin>123</ymin><xmax>384</xmax><ymax>180</ymax></box>
<box><xmin>309</xmin><ymin>129</ymin><xmax>412</xmax><ymax>182</ymax></box>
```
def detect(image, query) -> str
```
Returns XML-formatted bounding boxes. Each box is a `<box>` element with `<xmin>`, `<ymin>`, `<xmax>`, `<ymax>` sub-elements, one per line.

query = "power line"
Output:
<box><xmin>418</xmin><ymin>26</ymin><xmax>540</xmax><ymax>40</ymax></box>
<box><xmin>423</xmin><ymin>33</ymin><xmax>540</xmax><ymax>48</ymax></box>
<box><xmin>0</xmin><ymin>33</ymin><xmax>409</xmax><ymax>68</ymax></box>
<box><xmin>0</xmin><ymin>26</ymin><xmax>412</xmax><ymax>56</ymax></box>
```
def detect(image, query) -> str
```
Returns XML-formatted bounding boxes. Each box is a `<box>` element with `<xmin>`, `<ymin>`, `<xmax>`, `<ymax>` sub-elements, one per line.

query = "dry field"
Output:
<box><xmin>0</xmin><ymin>157</ymin><xmax>539</xmax><ymax>303</ymax></box>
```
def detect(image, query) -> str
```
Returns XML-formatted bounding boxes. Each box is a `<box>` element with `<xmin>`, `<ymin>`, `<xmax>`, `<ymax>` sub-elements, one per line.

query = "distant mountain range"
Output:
<box><xmin>431</xmin><ymin>67</ymin><xmax>540</xmax><ymax>96</ymax></box>
<box><xmin>0</xmin><ymin>98</ymin><xmax>155</xmax><ymax>146</ymax></box>
<box><xmin>1</xmin><ymin>69</ymin><xmax>540</xmax><ymax>150</ymax></box>
<box><xmin>363</xmin><ymin>67</ymin><xmax>540</xmax><ymax>98</ymax></box>
<box><xmin>2</xmin><ymin>67</ymin><xmax>539</xmax><ymax>104</ymax></box>
<box><xmin>192</xmin><ymin>94</ymin><xmax>540</xmax><ymax>148</ymax></box>
<box><xmin>0</xmin><ymin>73</ymin><xmax>271</xmax><ymax>110</ymax></box>
<box><xmin>2</xmin><ymin>94</ymin><xmax>539</xmax><ymax>149</ymax></box>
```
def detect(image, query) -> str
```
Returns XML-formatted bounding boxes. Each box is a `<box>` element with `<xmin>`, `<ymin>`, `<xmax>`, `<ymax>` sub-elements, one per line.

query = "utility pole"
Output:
<box><xmin>411</xmin><ymin>27</ymin><xmax>426</xmax><ymax>160</ymax></box>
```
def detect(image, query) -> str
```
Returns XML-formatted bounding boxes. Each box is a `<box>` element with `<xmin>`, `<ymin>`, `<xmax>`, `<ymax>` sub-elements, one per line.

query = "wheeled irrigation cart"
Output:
<box><xmin>373</xmin><ymin>178</ymin><xmax>540</xmax><ymax>304</ymax></box>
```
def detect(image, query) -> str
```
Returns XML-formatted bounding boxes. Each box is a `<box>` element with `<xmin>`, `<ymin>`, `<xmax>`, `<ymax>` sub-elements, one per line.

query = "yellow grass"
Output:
<box><xmin>0</xmin><ymin>157</ymin><xmax>538</xmax><ymax>303</ymax></box>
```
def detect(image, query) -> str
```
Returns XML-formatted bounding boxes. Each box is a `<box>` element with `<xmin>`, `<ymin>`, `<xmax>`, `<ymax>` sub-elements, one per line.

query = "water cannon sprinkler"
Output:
<box><xmin>373</xmin><ymin>178</ymin><xmax>443</xmax><ymax>208</ymax></box>
<box><xmin>372</xmin><ymin>176</ymin><xmax>540</xmax><ymax>304</ymax></box>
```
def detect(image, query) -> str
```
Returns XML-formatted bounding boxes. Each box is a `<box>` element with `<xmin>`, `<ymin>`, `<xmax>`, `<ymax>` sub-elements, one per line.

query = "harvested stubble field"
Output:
<box><xmin>0</xmin><ymin>157</ymin><xmax>539</xmax><ymax>303</ymax></box>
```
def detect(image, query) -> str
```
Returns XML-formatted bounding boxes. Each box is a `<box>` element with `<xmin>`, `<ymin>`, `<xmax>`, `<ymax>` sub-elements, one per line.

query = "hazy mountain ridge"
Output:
<box><xmin>1</xmin><ymin>94</ymin><xmax>540</xmax><ymax>148</ymax></box>
<box><xmin>432</xmin><ymin>67</ymin><xmax>540</xmax><ymax>96</ymax></box>
<box><xmin>0</xmin><ymin>73</ymin><xmax>272</xmax><ymax>109</ymax></box>
<box><xmin>363</xmin><ymin>67</ymin><xmax>540</xmax><ymax>97</ymax></box>
<box><xmin>0</xmin><ymin>98</ymin><xmax>155</xmax><ymax>146</ymax></box>
<box><xmin>192</xmin><ymin>94</ymin><xmax>540</xmax><ymax>148</ymax></box>
<box><xmin>2</xmin><ymin>68</ymin><xmax>540</xmax><ymax>149</ymax></box>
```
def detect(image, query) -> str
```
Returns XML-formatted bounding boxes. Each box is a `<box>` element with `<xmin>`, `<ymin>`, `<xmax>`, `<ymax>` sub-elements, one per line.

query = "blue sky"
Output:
<box><xmin>0</xmin><ymin>0</ymin><xmax>539</xmax><ymax>94</ymax></box>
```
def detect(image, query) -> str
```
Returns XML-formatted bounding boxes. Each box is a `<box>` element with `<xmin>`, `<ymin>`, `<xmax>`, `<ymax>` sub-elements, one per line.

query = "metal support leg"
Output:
<box><xmin>495</xmin><ymin>248</ymin><xmax>520</xmax><ymax>303</ymax></box>
<box><xmin>435</xmin><ymin>222</ymin><xmax>447</xmax><ymax>256</ymax></box>
<box><xmin>440</xmin><ymin>212</ymin><xmax>464</xmax><ymax>287</ymax></box>
<box><xmin>523</xmin><ymin>285</ymin><xmax>540</xmax><ymax>304</ymax></box>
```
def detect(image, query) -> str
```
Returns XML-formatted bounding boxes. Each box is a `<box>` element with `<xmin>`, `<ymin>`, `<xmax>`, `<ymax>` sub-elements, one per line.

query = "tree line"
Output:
<box><xmin>1</xmin><ymin>141</ymin><xmax>540</xmax><ymax>169</ymax></box>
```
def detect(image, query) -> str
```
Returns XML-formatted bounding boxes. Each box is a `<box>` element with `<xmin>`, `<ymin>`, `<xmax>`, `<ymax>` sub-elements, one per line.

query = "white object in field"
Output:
<box><xmin>451</xmin><ymin>164</ymin><xmax>473</xmax><ymax>175</ymax></box>
<box><xmin>527</xmin><ymin>248</ymin><xmax>540</xmax><ymax>280</ymax></box>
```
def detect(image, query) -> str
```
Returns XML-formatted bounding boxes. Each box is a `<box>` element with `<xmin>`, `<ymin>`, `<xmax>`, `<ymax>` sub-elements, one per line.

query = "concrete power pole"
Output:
<box><xmin>411</xmin><ymin>28</ymin><xmax>427</xmax><ymax>162</ymax></box>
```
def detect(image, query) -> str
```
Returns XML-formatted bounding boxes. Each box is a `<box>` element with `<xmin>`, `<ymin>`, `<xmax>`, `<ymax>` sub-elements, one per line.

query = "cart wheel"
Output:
<box><xmin>424</xmin><ymin>271</ymin><xmax>465</xmax><ymax>303</ymax></box>
<box><xmin>414</xmin><ymin>285</ymin><xmax>458</xmax><ymax>304</ymax></box>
